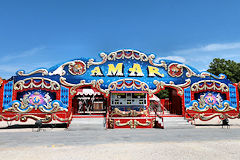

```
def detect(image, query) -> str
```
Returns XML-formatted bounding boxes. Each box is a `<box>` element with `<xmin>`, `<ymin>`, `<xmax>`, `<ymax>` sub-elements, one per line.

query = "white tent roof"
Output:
<box><xmin>76</xmin><ymin>88</ymin><xmax>101</xmax><ymax>96</ymax></box>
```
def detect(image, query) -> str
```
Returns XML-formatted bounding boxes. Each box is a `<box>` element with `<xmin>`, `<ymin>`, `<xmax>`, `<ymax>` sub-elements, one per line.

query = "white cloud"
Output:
<box><xmin>1</xmin><ymin>46</ymin><xmax>46</xmax><ymax>62</ymax></box>
<box><xmin>174</xmin><ymin>42</ymin><xmax>240</xmax><ymax>54</ymax></box>
<box><xmin>0</xmin><ymin>61</ymin><xmax>55</xmax><ymax>79</ymax></box>
<box><xmin>0</xmin><ymin>64</ymin><xmax>21</xmax><ymax>73</ymax></box>
<box><xmin>203</xmin><ymin>42</ymin><xmax>240</xmax><ymax>51</ymax></box>
<box><xmin>154</xmin><ymin>56</ymin><xmax>186</xmax><ymax>63</ymax></box>
<box><xmin>166</xmin><ymin>42</ymin><xmax>240</xmax><ymax>72</ymax></box>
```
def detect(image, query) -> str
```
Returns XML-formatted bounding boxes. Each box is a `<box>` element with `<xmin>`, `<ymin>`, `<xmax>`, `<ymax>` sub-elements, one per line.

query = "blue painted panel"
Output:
<box><xmin>229</xmin><ymin>84</ymin><xmax>237</xmax><ymax>108</ymax></box>
<box><xmin>184</xmin><ymin>87</ymin><xmax>191</xmax><ymax>107</ymax></box>
<box><xmin>2</xmin><ymin>81</ymin><xmax>13</xmax><ymax>107</ymax></box>
<box><xmin>61</xmin><ymin>86</ymin><xmax>69</xmax><ymax>107</ymax></box>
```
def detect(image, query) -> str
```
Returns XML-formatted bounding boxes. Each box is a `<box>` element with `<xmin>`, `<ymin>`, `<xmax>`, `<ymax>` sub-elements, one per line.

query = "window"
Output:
<box><xmin>111</xmin><ymin>93</ymin><xmax>146</xmax><ymax>106</ymax></box>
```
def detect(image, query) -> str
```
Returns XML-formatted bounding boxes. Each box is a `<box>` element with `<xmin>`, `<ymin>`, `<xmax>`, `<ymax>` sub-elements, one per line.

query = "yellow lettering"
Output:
<box><xmin>91</xmin><ymin>67</ymin><xmax>103</xmax><ymax>76</ymax></box>
<box><xmin>107</xmin><ymin>63</ymin><xmax>124</xmax><ymax>76</ymax></box>
<box><xmin>128</xmin><ymin>63</ymin><xmax>144</xmax><ymax>77</ymax></box>
<box><xmin>148</xmin><ymin>66</ymin><xmax>164</xmax><ymax>77</ymax></box>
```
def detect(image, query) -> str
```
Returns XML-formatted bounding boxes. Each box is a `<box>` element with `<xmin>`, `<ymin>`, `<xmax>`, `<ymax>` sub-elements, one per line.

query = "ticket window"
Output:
<box><xmin>111</xmin><ymin>93</ymin><xmax>147</xmax><ymax>106</ymax></box>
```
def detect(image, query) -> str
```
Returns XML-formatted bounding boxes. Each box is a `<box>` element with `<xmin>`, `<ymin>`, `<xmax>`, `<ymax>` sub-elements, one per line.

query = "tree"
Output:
<box><xmin>156</xmin><ymin>89</ymin><xmax>169</xmax><ymax>99</ymax></box>
<box><xmin>207</xmin><ymin>58</ymin><xmax>240</xmax><ymax>83</ymax></box>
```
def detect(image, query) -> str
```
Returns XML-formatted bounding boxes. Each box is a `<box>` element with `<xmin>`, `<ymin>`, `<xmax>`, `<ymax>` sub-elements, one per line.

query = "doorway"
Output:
<box><xmin>155</xmin><ymin>87</ymin><xmax>182</xmax><ymax>115</ymax></box>
<box><xmin>71</xmin><ymin>88</ymin><xmax>107</xmax><ymax>115</ymax></box>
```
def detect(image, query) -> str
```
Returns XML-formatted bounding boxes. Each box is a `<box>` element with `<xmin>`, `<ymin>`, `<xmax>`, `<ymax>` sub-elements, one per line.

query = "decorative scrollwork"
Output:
<box><xmin>38</xmin><ymin>100</ymin><xmax>68</xmax><ymax>113</ymax></box>
<box><xmin>3</xmin><ymin>100</ymin><xmax>67</xmax><ymax>113</ymax></box>
<box><xmin>87</xmin><ymin>49</ymin><xmax>167</xmax><ymax>70</ymax></box>
<box><xmin>152</xmin><ymin>79</ymin><xmax>191</xmax><ymax>96</ymax></box>
<box><xmin>0</xmin><ymin>115</ymin><xmax>19</xmax><ymax>121</ymax></box>
<box><xmin>110</xmin><ymin>108</ymin><xmax>148</xmax><ymax>117</ymax></box>
<box><xmin>148</xmin><ymin>54</ymin><xmax>167</xmax><ymax>70</ymax></box>
<box><xmin>20</xmin><ymin>115</ymin><xmax>52</xmax><ymax>123</ymax></box>
<box><xmin>196</xmin><ymin>113</ymin><xmax>239</xmax><ymax>121</ymax></box>
<box><xmin>198</xmin><ymin>113</ymin><xmax>223</xmax><ymax>120</ymax></box>
<box><xmin>115</xmin><ymin>120</ymin><xmax>133</xmax><ymax>128</ymax></box>
<box><xmin>191</xmin><ymin>80</ymin><xmax>229</xmax><ymax>92</ymax></box>
<box><xmin>60</xmin><ymin>77</ymin><xmax>97</xmax><ymax>95</ymax></box>
<box><xmin>60</xmin><ymin>77</ymin><xmax>191</xmax><ymax>97</ymax></box>
<box><xmin>3</xmin><ymin>101</ymin><xmax>34</xmax><ymax>113</ymax></box>
<box><xmin>107</xmin><ymin>49</ymin><xmax>149</xmax><ymax>61</ymax></box>
<box><xmin>103</xmin><ymin>78</ymin><xmax>191</xmax><ymax>96</ymax></box>
<box><xmin>168</xmin><ymin>63</ymin><xmax>206</xmax><ymax>78</ymax></box>
<box><xmin>167</xmin><ymin>63</ymin><xmax>227</xmax><ymax>79</ymax></box>
<box><xmin>115</xmin><ymin>119</ymin><xmax>151</xmax><ymax>128</ymax></box>
<box><xmin>14</xmin><ymin>77</ymin><xmax>60</xmax><ymax>91</ymax></box>
<box><xmin>107</xmin><ymin>79</ymin><xmax>150</xmax><ymax>94</ymax></box>
<box><xmin>17</xmin><ymin>69</ymin><xmax>49</xmax><ymax>76</ymax></box>
<box><xmin>187</xmin><ymin>101</ymin><xmax>210</xmax><ymax>112</ymax></box>
<box><xmin>95</xmin><ymin>79</ymin><xmax>109</xmax><ymax>95</ymax></box>
<box><xmin>212</xmin><ymin>101</ymin><xmax>237</xmax><ymax>112</ymax></box>
<box><xmin>134</xmin><ymin>120</ymin><xmax>151</xmax><ymax>128</ymax></box>
<box><xmin>186</xmin><ymin>98</ymin><xmax>237</xmax><ymax>113</ymax></box>
<box><xmin>198</xmin><ymin>72</ymin><xmax>226</xmax><ymax>79</ymax></box>
<box><xmin>60</xmin><ymin>78</ymin><xmax>150</xmax><ymax>97</ymax></box>
<box><xmin>53</xmin><ymin>114</ymin><xmax>70</xmax><ymax>122</ymax></box>
<box><xmin>87</xmin><ymin>52</ymin><xmax>108</xmax><ymax>68</ymax></box>
<box><xmin>0</xmin><ymin>114</ymin><xmax>72</xmax><ymax>123</ymax></box>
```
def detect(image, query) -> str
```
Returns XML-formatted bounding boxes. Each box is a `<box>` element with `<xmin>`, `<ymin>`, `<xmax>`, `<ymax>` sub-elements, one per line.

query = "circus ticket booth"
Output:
<box><xmin>72</xmin><ymin>88</ymin><xmax>107</xmax><ymax>115</ymax></box>
<box><xmin>109</xmin><ymin>91</ymin><xmax>152</xmax><ymax>129</ymax></box>
<box><xmin>0</xmin><ymin>49</ymin><xmax>239</xmax><ymax>129</ymax></box>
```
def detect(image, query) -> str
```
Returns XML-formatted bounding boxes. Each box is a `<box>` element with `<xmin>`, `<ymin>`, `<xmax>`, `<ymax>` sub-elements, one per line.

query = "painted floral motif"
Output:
<box><xmin>69</xmin><ymin>60</ymin><xmax>86</xmax><ymax>75</ymax></box>
<box><xmin>186</xmin><ymin>92</ymin><xmax>237</xmax><ymax>112</ymax></box>
<box><xmin>3</xmin><ymin>91</ymin><xmax>67</xmax><ymax>113</ymax></box>
<box><xmin>168</xmin><ymin>63</ymin><xmax>183</xmax><ymax>77</ymax></box>
<box><xmin>198</xmin><ymin>93</ymin><xmax>222</xmax><ymax>109</ymax></box>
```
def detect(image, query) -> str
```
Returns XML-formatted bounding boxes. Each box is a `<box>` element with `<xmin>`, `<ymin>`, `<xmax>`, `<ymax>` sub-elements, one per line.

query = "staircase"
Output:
<box><xmin>163</xmin><ymin>116</ymin><xmax>195</xmax><ymax>129</ymax></box>
<box><xmin>68</xmin><ymin>118</ymin><xmax>105</xmax><ymax>130</ymax></box>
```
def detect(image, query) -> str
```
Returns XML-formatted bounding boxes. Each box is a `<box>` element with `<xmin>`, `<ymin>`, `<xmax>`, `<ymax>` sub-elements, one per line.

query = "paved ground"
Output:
<box><xmin>1</xmin><ymin>118</ymin><xmax>240</xmax><ymax>160</ymax></box>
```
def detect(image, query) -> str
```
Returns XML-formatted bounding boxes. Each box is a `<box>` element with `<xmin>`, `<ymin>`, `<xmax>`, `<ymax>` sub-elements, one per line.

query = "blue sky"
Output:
<box><xmin>0</xmin><ymin>0</ymin><xmax>240</xmax><ymax>79</ymax></box>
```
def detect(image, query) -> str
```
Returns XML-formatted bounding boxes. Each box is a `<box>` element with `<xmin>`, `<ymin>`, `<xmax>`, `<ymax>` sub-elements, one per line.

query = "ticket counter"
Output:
<box><xmin>110</xmin><ymin>92</ymin><xmax>147</xmax><ymax>112</ymax></box>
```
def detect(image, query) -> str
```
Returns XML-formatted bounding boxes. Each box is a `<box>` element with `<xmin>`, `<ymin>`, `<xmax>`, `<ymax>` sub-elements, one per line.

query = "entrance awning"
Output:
<box><xmin>150</xmin><ymin>94</ymin><xmax>160</xmax><ymax>102</ymax></box>
<box><xmin>76</xmin><ymin>88</ymin><xmax>101</xmax><ymax>96</ymax></box>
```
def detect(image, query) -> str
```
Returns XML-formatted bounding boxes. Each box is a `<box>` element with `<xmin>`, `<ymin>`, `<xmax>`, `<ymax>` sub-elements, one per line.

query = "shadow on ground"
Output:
<box><xmin>0</xmin><ymin>123</ymin><xmax>68</xmax><ymax>129</ymax></box>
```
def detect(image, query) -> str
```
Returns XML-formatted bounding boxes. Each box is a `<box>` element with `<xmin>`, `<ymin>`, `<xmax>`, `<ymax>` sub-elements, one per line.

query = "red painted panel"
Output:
<box><xmin>113</xmin><ymin>118</ymin><xmax>153</xmax><ymax>129</ymax></box>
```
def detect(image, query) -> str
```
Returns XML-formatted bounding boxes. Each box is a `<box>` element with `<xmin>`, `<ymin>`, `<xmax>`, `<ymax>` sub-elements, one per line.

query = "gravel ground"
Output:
<box><xmin>1</xmin><ymin>140</ymin><xmax>240</xmax><ymax>160</ymax></box>
<box><xmin>1</xmin><ymin>118</ymin><xmax>240</xmax><ymax>160</ymax></box>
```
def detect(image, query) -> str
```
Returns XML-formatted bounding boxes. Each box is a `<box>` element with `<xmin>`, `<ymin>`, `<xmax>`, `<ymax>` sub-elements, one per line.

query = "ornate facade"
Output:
<box><xmin>0</xmin><ymin>49</ymin><xmax>239</xmax><ymax>128</ymax></box>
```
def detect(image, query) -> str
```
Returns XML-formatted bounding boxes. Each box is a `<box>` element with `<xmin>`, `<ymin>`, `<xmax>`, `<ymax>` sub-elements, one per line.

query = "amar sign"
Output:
<box><xmin>91</xmin><ymin>63</ymin><xmax>164</xmax><ymax>77</ymax></box>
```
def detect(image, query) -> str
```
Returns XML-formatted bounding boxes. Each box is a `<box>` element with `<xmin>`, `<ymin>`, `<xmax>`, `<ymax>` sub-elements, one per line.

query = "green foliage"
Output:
<box><xmin>207</xmin><ymin>58</ymin><xmax>240</xmax><ymax>83</ymax></box>
<box><xmin>156</xmin><ymin>90</ymin><xmax>169</xmax><ymax>99</ymax></box>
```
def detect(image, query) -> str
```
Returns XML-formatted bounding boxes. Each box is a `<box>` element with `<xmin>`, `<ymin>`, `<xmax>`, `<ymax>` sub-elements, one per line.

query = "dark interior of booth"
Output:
<box><xmin>72</xmin><ymin>95</ymin><xmax>107</xmax><ymax>115</ymax></box>
<box><xmin>156</xmin><ymin>87</ymin><xmax>182</xmax><ymax>115</ymax></box>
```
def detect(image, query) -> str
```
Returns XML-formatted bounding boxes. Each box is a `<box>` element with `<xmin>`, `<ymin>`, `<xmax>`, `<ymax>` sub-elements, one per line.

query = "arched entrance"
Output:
<box><xmin>71</xmin><ymin>87</ymin><xmax>107</xmax><ymax>115</ymax></box>
<box><xmin>167</xmin><ymin>88</ymin><xmax>182</xmax><ymax>115</ymax></box>
<box><xmin>154</xmin><ymin>87</ymin><xmax>183</xmax><ymax>116</ymax></box>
